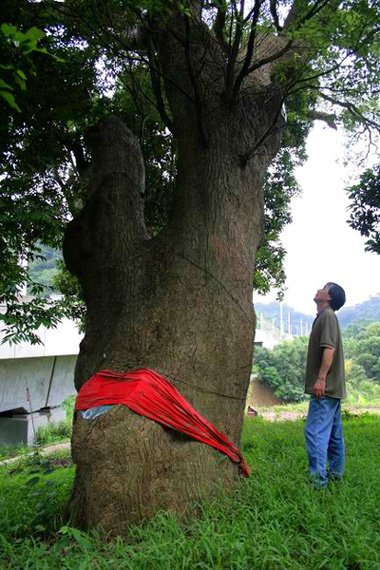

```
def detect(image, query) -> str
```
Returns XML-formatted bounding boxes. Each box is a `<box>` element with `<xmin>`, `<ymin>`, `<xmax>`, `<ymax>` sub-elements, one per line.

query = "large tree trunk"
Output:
<box><xmin>63</xmin><ymin>14</ymin><xmax>283</xmax><ymax>535</ymax></box>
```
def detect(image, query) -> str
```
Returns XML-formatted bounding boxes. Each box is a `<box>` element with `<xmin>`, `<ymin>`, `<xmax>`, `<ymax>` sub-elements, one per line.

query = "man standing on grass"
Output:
<box><xmin>304</xmin><ymin>282</ymin><xmax>346</xmax><ymax>488</ymax></box>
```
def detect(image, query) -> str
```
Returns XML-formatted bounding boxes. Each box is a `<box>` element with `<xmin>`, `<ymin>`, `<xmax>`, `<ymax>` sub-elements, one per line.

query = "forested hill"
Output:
<box><xmin>255</xmin><ymin>294</ymin><xmax>380</xmax><ymax>332</ymax></box>
<box><xmin>338</xmin><ymin>295</ymin><xmax>380</xmax><ymax>328</ymax></box>
<box><xmin>28</xmin><ymin>245</ymin><xmax>61</xmax><ymax>289</ymax></box>
<box><xmin>28</xmin><ymin>246</ymin><xmax>380</xmax><ymax>330</ymax></box>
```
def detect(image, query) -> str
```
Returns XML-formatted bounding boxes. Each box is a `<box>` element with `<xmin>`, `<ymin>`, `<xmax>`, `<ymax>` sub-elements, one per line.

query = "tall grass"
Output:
<box><xmin>1</xmin><ymin>415</ymin><xmax>380</xmax><ymax>569</ymax></box>
<box><xmin>0</xmin><ymin>396</ymin><xmax>75</xmax><ymax>461</ymax></box>
<box><xmin>35</xmin><ymin>395</ymin><xmax>75</xmax><ymax>446</ymax></box>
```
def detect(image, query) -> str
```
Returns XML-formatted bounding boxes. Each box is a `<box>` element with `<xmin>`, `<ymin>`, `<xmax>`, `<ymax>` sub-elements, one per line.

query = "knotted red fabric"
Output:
<box><xmin>75</xmin><ymin>368</ymin><xmax>249</xmax><ymax>477</ymax></box>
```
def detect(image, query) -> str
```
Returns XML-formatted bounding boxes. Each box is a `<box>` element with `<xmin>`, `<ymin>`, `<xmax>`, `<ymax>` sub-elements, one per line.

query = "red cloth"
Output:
<box><xmin>75</xmin><ymin>368</ymin><xmax>249</xmax><ymax>477</ymax></box>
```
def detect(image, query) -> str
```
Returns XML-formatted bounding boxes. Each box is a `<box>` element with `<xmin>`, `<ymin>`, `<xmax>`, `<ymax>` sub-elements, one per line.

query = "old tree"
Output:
<box><xmin>1</xmin><ymin>0</ymin><xmax>379</xmax><ymax>534</ymax></box>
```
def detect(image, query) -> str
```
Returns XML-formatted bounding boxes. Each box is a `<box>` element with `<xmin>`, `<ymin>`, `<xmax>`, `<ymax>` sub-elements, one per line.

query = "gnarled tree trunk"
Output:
<box><xmin>63</xmin><ymin>12</ymin><xmax>283</xmax><ymax>536</ymax></box>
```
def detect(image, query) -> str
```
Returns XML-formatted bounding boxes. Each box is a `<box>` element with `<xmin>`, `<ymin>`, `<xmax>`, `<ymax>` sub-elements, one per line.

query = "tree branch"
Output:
<box><xmin>225</xmin><ymin>1</ymin><xmax>245</xmax><ymax>98</ymax></box>
<box><xmin>213</xmin><ymin>5</ymin><xmax>229</xmax><ymax>52</ymax></box>
<box><xmin>233</xmin><ymin>0</ymin><xmax>264</xmax><ymax>97</ymax></box>
<box><xmin>246</xmin><ymin>38</ymin><xmax>294</xmax><ymax>75</ymax></box>
<box><xmin>320</xmin><ymin>92</ymin><xmax>380</xmax><ymax>132</ymax></box>
<box><xmin>147</xmin><ymin>41</ymin><xmax>174</xmax><ymax>132</ymax></box>
<box><xmin>239</xmin><ymin>96</ymin><xmax>286</xmax><ymax>166</ymax></box>
<box><xmin>308</xmin><ymin>110</ymin><xmax>338</xmax><ymax>129</ymax></box>
<box><xmin>283</xmin><ymin>0</ymin><xmax>333</xmax><ymax>31</ymax></box>
<box><xmin>183</xmin><ymin>14</ymin><xmax>208</xmax><ymax>146</ymax></box>
<box><xmin>270</xmin><ymin>0</ymin><xmax>282</xmax><ymax>32</ymax></box>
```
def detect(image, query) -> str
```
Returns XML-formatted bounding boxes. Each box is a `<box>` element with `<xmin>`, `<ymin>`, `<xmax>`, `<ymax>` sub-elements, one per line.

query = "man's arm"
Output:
<box><xmin>313</xmin><ymin>347</ymin><xmax>335</xmax><ymax>398</ymax></box>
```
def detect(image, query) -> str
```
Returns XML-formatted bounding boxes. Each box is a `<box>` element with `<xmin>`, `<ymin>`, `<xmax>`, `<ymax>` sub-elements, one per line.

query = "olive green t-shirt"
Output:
<box><xmin>304</xmin><ymin>307</ymin><xmax>346</xmax><ymax>400</ymax></box>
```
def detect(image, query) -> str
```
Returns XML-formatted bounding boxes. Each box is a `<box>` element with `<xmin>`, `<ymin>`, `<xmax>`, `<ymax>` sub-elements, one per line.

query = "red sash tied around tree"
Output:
<box><xmin>75</xmin><ymin>368</ymin><xmax>249</xmax><ymax>477</ymax></box>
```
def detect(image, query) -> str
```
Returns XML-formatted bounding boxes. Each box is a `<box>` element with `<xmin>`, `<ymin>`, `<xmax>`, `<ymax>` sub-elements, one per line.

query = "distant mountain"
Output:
<box><xmin>337</xmin><ymin>295</ymin><xmax>380</xmax><ymax>328</ymax></box>
<box><xmin>255</xmin><ymin>294</ymin><xmax>380</xmax><ymax>333</ymax></box>
<box><xmin>254</xmin><ymin>302</ymin><xmax>314</xmax><ymax>336</ymax></box>
<box><xmin>28</xmin><ymin>244</ymin><xmax>62</xmax><ymax>290</ymax></box>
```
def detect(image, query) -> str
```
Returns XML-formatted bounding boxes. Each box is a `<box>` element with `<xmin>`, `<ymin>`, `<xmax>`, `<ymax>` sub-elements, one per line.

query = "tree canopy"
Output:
<box><xmin>1</xmin><ymin>0</ymin><xmax>380</xmax><ymax>343</ymax></box>
<box><xmin>253</xmin><ymin>336</ymin><xmax>309</xmax><ymax>401</ymax></box>
<box><xmin>2</xmin><ymin>0</ymin><xmax>380</xmax><ymax>535</ymax></box>
<box><xmin>253</xmin><ymin>320</ymin><xmax>380</xmax><ymax>404</ymax></box>
<box><xmin>347</xmin><ymin>163</ymin><xmax>380</xmax><ymax>254</ymax></box>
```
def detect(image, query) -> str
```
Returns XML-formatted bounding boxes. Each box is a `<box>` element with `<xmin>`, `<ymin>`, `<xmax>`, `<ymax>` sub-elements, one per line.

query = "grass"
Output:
<box><xmin>0</xmin><ymin>449</ymin><xmax>74</xmax><ymax>537</ymax></box>
<box><xmin>1</xmin><ymin>414</ymin><xmax>380</xmax><ymax>569</ymax></box>
<box><xmin>0</xmin><ymin>396</ymin><xmax>75</xmax><ymax>461</ymax></box>
<box><xmin>32</xmin><ymin>396</ymin><xmax>75</xmax><ymax>447</ymax></box>
<box><xmin>256</xmin><ymin>399</ymin><xmax>380</xmax><ymax>420</ymax></box>
<box><xmin>0</xmin><ymin>442</ymin><xmax>30</xmax><ymax>462</ymax></box>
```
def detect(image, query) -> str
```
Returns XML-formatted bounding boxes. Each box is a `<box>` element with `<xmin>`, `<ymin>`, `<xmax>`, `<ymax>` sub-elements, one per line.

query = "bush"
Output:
<box><xmin>253</xmin><ymin>337</ymin><xmax>308</xmax><ymax>402</ymax></box>
<box><xmin>35</xmin><ymin>420</ymin><xmax>72</xmax><ymax>446</ymax></box>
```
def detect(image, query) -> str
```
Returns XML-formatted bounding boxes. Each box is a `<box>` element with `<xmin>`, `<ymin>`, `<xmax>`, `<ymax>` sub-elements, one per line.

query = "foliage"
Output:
<box><xmin>35</xmin><ymin>396</ymin><xmax>75</xmax><ymax>446</ymax></box>
<box><xmin>27</xmin><ymin>244</ymin><xmax>61</xmax><ymax>291</ymax></box>
<box><xmin>52</xmin><ymin>260</ymin><xmax>86</xmax><ymax>327</ymax></box>
<box><xmin>0</xmin><ymin>450</ymin><xmax>73</xmax><ymax>538</ymax></box>
<box><xmin>35</xmin><ymin>421</ymin><xmax>72</xmax><ymax>446</ymax></box>
<box><xmin>1</xmin><ymin>416</ymin><xmax>380</xmax><ymax>567</ymax></box>
<box><xmin>345</xmin><ymin>360</ymin><xmax>368</xmax><ymax>388</ymax></box>
<box><xmin>347</xmin><ymin>164</ymin><xmax>380</xmax><ymax>254</ymax></box>
<box><xmin>344</xmin><ymin>321</ymin><xmax>380</xmax><ymax>384</ymax></box>
<box><xmin>0</xmin><ymin>443</ymin><xmax>29</xmax><ymax>462</ymax></box>
<box><xmin>0</xmin><ymin>22</ymin><xmax>58</xmax><ymax>112</ymax></box>
<box><xmin>254</xmin><ymin>149</ymin><xmax>302</xmax><ymax>296</ymax></box>
<box><xmin>1</xmin><ymin>0</ymin><xmax>380</xmax><ymax>343</ymax></box>
<box><xmin>253</xmin><ymin>337</ymin><xmax>309</xmax><ymax>402</ymax></box>
<box><xmin>0</xmin><ymin>4</ymin><xmax>98</xmax><ymax>343</ymax></box>
<box><xmin>253</xmin><ymin>320</ymin><xmax>380</xmax><ymax>403</ymax></box>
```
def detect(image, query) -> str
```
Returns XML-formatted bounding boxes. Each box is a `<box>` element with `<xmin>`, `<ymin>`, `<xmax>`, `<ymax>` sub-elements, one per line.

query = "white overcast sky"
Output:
<box><xmin>254</xmin><ymin>123</ymin><xmax>380</xmax><ymax>316</ymax></box>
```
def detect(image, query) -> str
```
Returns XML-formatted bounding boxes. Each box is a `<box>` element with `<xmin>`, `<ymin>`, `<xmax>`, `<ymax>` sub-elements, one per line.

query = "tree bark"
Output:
<box><xmin>63</xmin><ymin>14</ymin><xmax>284</xmax><ymax>536</ymax></box>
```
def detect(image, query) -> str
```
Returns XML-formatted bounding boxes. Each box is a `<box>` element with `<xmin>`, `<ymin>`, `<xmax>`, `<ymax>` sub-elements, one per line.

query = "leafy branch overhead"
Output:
<box><xmin>1</xmin><ymin>0</ymin><xmax>380</xmax><ymax>343</ymax></box>
<box><xmin>0</xmin><ymin>23</ymin><xmax>62</xmax><ymax>111</ymax></box>
<box><xmin>347</xmin><ymin>164</ymin><xmax>380</xmax><ymax>254</ymax></box>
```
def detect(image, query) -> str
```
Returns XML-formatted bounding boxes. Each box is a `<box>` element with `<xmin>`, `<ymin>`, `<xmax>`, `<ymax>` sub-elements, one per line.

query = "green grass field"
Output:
<box><xmin>1</xmin><ymin>415</ymin><xmax>380</xmax><ymax>569</ymax></box>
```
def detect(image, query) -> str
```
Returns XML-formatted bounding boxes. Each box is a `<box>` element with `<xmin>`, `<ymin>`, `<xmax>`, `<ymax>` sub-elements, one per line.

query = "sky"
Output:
<box><xmin>254</xmin><ymin>123</ymin><xmax>379</xmax><ymax>316</ymax></box>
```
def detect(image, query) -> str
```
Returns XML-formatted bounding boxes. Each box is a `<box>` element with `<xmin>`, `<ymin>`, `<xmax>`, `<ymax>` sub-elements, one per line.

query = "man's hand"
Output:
<box><xmin>313</xmin><ymin>347</ymin><xmax>334</xmax><ymax>399</ymax></box>
<box><xmin>313</xmin><ymin>376</ymin><xmax>326</xmax><ymax>399</ymax></box>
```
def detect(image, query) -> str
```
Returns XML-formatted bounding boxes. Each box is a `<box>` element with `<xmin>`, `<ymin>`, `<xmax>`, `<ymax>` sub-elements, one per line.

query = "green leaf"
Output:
<box><xmin>0</xmin><ymin>23</ymin><xmax>18</xmax><ymax>37</ymax></box>
<box><xmin>22</xmin><ymin>47</ymin><xmax>48</xmax><ymax>56</ymax></box>
<box><xmin>0</xmin><ymin>78</ymin><xmax>13</xmax><ymax>90</ymax></box>
<box><xmin>0</xmin><ymin>89</ymin><xmax>21</xmax><ymax>112</ymax></box>
<box><xmin>13</xmin><ymin>73</ymin><xmax>26</xmax><ymax>91</ymax></box>
<box><xmin>15</xmin><ymin>69</ymin><xmax>27</xmax><ymax>80</ymax></box>
<box><xmin>23</xmin><ymin>26</ymin><xmax>45</xmax><ymax>43</ymax></box>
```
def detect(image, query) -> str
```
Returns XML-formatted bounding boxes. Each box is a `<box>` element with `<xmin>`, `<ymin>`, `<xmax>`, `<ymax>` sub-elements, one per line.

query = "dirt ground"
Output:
<box><xmin>247</xmin><ymin>378</ymin><xmax>380</xmax><ymax>421</ymax></box>
<box><xmin>256</xmin><ymin>406</ymin><xmax>380</xmax><ymax>422</ymax></box>
<box><xmin>246</xmin><ymin>378</ymin><xmax>282</xmax><ymax>408</ymax></box>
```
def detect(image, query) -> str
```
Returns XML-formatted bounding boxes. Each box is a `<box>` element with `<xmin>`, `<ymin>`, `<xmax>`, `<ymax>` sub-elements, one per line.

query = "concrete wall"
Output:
<box><xmin>0</xmin><ymin>315</ymin><xmax>80</xmax><ymax>445</ymax></box>
<box><xmin>0</xmin><ymin>407</ymin><xmax>67</xmax><ymax>446</ymax></box>
<box><xmin>0</xmin><ymin>354</ymin><xmax>77</xmax><ymax>414</ymax></box>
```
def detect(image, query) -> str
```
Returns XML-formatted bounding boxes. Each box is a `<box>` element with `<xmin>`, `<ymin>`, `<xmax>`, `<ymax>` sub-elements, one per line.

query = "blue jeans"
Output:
<box><xmin>305</xmin><ymin>396</ymin><xmax>345</xmax><ymax>488</ymax></box>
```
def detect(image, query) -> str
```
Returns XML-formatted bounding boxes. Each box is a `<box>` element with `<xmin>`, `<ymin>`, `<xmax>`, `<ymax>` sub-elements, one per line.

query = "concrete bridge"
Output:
<box><xmin>0</xmin><ymin>318</ymin><xmax>81</xmax><ymax>446</ymax></box>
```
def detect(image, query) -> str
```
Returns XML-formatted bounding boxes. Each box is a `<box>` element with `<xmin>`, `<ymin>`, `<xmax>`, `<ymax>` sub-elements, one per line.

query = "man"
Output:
<box><xmin>304</xmin><ymin>282</ymin><xmax>346</xmax><ymax>488</ymax></box>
